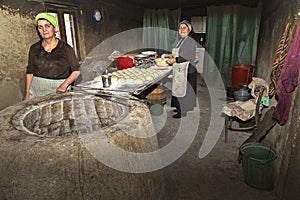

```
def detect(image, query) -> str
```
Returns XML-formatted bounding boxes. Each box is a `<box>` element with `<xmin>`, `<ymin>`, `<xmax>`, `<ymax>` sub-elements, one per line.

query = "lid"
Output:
<box><xmin>141</xmin><ymin>51</ymin><xmax>157</xmax><ymax>56</ymax></box>
<box><xmin>134</xmin><ymin>54</ymin><xmax>149</xmax><ymax>58</ymax></box>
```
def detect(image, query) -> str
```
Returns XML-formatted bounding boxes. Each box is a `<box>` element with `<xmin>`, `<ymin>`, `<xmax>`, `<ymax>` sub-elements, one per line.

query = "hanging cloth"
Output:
<box><xmin>206</xmin><ymin>5</ymin><xmax>262</xmax><ymax>87</ymax></box>
<box><xmin>142</xmin><ymin>8</ymin><xmax>181</xmax><ymax>52</ymax></box>
<box><xmin>273</xmin><ymin>21</ymin><xmax>300</xmax><ymax>125</ymax></box>
<box><xmin>269</xmin><ymin>22</ymin><xmax>292</xmax><ymax>98</ymax></box>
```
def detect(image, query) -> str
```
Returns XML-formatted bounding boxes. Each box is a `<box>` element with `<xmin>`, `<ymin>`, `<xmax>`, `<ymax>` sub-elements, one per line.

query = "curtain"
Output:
<box><xmin>205</xmin><ymin>5</ymin><xmax>262</xmax><ymax>87</ymax></box>
<box><xmin>142</xmin><ymin>8</ymin><xmax>181</xmax><ymax>54</ymax></box>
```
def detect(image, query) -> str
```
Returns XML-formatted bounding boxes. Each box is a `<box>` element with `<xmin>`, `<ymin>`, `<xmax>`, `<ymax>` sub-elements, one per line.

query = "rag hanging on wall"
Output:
<box><xmin>272</xmin><ymin>20</ymin><xmax>300</xmax><ymax>125</ymax></box>
<box><xmin>269</xmin><ymin>14</ymin><xmax>300</xmax><ymax>98</ymax></box>
<box><xmin>268</xmin><ymin>22</ymin><xmax>292</xmax><ymax>98</ymax></box>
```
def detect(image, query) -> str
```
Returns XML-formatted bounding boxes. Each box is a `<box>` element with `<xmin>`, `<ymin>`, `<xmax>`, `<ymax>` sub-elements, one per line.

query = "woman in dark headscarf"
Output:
<box><xmin>165</xmin><ymin>20</ymin><xmax>197</xmax><ymax>118</ymax></box>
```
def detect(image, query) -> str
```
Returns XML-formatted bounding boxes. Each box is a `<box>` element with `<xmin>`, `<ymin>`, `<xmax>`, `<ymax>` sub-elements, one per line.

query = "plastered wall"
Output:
<box><xmin>0</xmin><ymin>5</ymin><xmax>38</xmax><ymax>110</ymax></box>
<box><xmin>255</xmin><ymin>0</ymin><xmax>300</xmax><ymax>197</ymax></box>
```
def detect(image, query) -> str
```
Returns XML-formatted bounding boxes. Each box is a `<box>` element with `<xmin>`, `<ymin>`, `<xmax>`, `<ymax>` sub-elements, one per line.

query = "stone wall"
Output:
<box><xmin>255</xmin><ymin>0</ymin><xmax>300</xmax><ymax>197</ymax></box>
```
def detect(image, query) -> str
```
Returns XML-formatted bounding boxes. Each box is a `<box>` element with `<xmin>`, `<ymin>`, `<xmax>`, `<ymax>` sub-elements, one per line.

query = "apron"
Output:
<box><xmin>29</xmin><ymin>76</ymin><xmax>69</xmax><ymax>98</ymax></box>
<box><xmin>171</xmin><ymin>36</ymin><xmax>189</xmax><ymax>97</ymax></box>
<box><xmin>172</xmin><ymin>36</ymin><xmax>188</xmax><ymax>57</ymax></box>
<box><xmin>172</xmin><ymin>62</ymin><xmax>189</xmax><ymax>97</ymax></box>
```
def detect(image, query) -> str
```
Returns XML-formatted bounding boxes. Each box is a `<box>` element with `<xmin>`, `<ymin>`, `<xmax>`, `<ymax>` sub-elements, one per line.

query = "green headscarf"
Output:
<box><xmin>34</xmin><ymin>12</ymin><xmax>57</xmax><ymax>28</ymax></box>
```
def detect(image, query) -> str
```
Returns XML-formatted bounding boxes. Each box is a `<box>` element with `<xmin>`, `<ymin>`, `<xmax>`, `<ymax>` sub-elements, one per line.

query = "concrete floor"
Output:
<box><xmin>150</xmin><ymin>75</ymin><xmax>277</xmax><ymax>200</ymax></box>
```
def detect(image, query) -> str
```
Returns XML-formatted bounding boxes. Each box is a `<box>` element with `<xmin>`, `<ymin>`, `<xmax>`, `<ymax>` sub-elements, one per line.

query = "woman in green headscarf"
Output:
<box><xmin>23</xmin><ymin>12</ymin><xmax>80</xmax><ymax>100</ymax></box>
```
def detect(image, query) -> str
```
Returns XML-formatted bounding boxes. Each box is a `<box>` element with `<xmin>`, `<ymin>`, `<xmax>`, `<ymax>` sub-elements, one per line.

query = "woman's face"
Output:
<box><xmin>178</xmin><ymin>23</ymin><xmax>190</xmax><ymax>37</ymax></box>
<box><xmin>37</xmin><ymin>19</ymin><xmax>56</xmax><ymax>39</ymax></box>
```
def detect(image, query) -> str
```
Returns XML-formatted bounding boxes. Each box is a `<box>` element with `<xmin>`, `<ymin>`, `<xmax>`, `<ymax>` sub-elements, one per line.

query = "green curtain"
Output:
<box><xmin>205</xmin><ymin>5</ymin><xmax>262</xmax><ymax>87</ymax></box>
<box><xmin>142</xmin><ymin>8</ymin><xmax>181</xmax><ymax>53</ymax></box>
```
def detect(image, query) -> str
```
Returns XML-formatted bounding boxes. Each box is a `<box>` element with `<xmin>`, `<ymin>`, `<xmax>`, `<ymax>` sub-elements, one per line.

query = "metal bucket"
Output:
<box><xmin>240</xmin><ymin>142</ymin><xmax>277</xmax><ymax>190</ymax></box>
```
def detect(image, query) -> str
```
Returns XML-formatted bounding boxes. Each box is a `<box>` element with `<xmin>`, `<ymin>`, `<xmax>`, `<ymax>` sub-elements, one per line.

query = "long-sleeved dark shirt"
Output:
<box><xmin>26</xmin><ymin>39</ymin><xmax>80</xmax><ymax>79</ymax></box>
<box><xmin>175</xmin><ymin>36</ymin><xmax>197</xmax><ymax>73</ymax></box>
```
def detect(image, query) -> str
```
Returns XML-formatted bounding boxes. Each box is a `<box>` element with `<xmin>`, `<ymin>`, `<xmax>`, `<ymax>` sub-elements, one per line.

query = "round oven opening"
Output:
<box><xmin>12</xmin><ymin>94</ymin><xmax>128</xmax><ymax>137</ymax></box>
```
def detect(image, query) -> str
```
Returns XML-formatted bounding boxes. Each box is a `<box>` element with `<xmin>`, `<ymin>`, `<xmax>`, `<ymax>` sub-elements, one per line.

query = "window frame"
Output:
<box><xmin>45</xmin><ymin>2</ymin><xmax>82</xmax><ymax>60</ymax></box>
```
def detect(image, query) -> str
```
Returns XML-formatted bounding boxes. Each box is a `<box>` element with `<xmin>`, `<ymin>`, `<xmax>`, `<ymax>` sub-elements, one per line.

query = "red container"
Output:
<box><xmin>116</xmin><ymin>56</ymin><xmax>133</xmax><ymax>70</ymax></box>
<box><xmin>231</xmin><ymin>64</ymin><xmax>254</xmax><ymax>90</ymax></box>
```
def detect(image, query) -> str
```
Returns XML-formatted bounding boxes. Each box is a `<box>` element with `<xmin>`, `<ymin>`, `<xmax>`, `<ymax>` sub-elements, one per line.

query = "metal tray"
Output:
<box><xmin>77</xmin><ymin>67</ymin><xmax>172</xmax><ymax>95</ymax></box>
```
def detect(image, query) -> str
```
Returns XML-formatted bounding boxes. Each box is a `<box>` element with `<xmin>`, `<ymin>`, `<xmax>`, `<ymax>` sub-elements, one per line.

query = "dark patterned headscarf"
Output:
<box><xmin>179</xmin><ymin>20</ymin><xmax>192</xmax><ymax>32</ymax></box>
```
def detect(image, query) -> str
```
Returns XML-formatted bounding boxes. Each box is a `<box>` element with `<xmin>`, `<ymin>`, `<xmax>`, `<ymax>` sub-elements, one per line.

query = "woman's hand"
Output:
<box><xmin>56</xmin><ymin>82</ymin><xmax>69</xmax><ymax>93</ymax></box>
<box><xmin>166</xmin><ymin>58</ymin><xmax>176</xmax><ymax>65</ymax></box>
<box><xmin>22</xmin><ymin>92</ymin><xmax>31</xmax><ymax>101</ymax></box>
<box><xmin>56</xmin><ymin>71</ymin><xmax>80</xmax><ymax>94</ymax></box>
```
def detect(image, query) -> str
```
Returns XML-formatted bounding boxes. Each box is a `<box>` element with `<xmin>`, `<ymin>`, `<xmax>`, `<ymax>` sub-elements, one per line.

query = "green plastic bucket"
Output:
<box><xmin>240</xmin><ymin>142</ymin><xmax>276</xmax><ymax>190</ymax></box>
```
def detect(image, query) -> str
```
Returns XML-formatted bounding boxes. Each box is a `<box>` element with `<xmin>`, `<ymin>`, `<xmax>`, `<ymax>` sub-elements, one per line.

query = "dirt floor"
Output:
<box><xmin>0</xmin><ymin>74</ymin><xmax>287</xmax><ymax>200</ymax></box>
<box><xmin>151</xmin><ymin>75</ymin><xmax>277</xmax><ymax>200</ymax></box>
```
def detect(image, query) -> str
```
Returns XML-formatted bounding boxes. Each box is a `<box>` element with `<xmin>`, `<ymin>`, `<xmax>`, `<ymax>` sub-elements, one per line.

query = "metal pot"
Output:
<box><xmin>233</xmin><ymin>90</ymin><xmax>251</xmax><ymax>101</ymax></box>
<box><xmin>134</xmin><ymin>54</ymin><xmax>150</xmax><ymax>66</ymax></box>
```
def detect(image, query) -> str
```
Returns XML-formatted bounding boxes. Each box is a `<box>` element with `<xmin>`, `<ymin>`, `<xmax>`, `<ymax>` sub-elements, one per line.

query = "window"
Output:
<box><xmin>45</xmin><ymin>3</ymin><xmax>81</xmax><ymax>59</ymax></box>
<box><xmin>64</xmin><ymin>13</ymin><xmax>77</xmax><ymax>55</ymax></box>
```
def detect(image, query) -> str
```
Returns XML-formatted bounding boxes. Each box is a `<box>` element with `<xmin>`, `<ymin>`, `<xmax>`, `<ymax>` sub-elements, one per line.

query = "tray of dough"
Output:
<box><xmin>77</xmin><ymin>67</ymin><xmax>172</xmax><ymax>95</ymax></box>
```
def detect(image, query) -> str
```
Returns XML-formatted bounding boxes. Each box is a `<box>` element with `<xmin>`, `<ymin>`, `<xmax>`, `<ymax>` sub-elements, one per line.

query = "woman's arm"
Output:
<box><xmin>23</xmin><ymin>45</ymin><xmax>36</xmax><ymax>101</ymax></box>
<box><xmin>56</xmin><ymin>42</ymin><xmax>81</xmax><ymax>93</ymax></box>
<box><xmin>167</xmin><ymin>37</ymin><xmax>196</xmax><ymax>65</ymax></box>
<box><xmin>23</xmin><ymin>73</ymin><xmax>33</xmax><ymax>100</ymax></box>
<box><xmin>56</xmin><ymin>70</ymin><xmax>80</xmax><ymax>93</ymax></box>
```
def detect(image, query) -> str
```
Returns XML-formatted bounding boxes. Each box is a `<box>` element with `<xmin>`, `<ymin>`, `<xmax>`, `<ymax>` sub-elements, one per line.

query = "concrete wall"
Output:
<box><xmin>0</xmin><ymin>1</ymin><xmax>38</xmax><ymax>110</ymax></box>
<box><xmin>0</xmin><ymin>0</ymin><xmax>143</xmax><ymax>110</ymax></box>
<box><xmin>255</xmin><ymin>0</ymin><xmax>300</xmax><ymax>198</ymax></box>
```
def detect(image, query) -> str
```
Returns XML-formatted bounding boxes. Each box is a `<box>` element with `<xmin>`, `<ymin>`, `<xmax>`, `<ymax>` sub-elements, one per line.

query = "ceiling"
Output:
<box><xmin>125</xmin><ymin>0</ymin><xmax>261</xmax><ymax>9</ymax></box>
